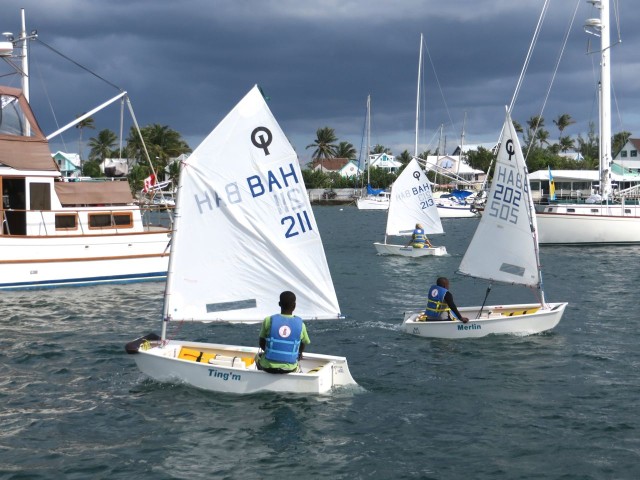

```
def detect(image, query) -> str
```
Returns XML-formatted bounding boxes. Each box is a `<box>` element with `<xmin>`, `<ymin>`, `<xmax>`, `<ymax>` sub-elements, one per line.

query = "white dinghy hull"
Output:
<box><xmin>373</xmin><ymin>242</ymin><xmax>447</xmax><ymax>257</ymax></box>
<box><xmin>436</xmin><ymin>203</ymin><xmax>480</xmax><ymax>218</ymax></box>
<box><xmin>402</xmin><ymin>302</ymin><xmax>567</xmax><ymax>339</ymax></box>
<box><xmin>357</xmin><ymin>196</ymin><xmax>390</xmax><ymax>210</ymax></box>
<box><xmin>130</xmin><ymin>339</ymin><xmax>357</xmax><ymax>395</ymax></box>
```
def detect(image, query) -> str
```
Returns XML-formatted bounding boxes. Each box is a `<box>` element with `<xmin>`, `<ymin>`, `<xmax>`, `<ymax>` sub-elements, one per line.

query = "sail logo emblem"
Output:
<box><xmin>505</xmin><ymin>139</ymin><xmax>515</xmax><ymax>161</ymax></box>
<box><xmin>278</xmin><ymin>325</ymin><xmax>292</xmax><ymax>338</ymax></box>
<box><xmin>251</xmin><ymin>126</ymin><xmax>273</xmax><ymax>155</ymax></box>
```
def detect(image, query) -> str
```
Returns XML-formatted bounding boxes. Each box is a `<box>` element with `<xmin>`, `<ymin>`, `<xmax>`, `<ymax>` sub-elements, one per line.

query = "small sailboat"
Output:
<box><xmin>402</xmin><ymin>110</ymin><xmax>567</xmax><ymax>338</ymax></box>
<box><xmin>373</xmin><ymin>158</ymin><xmax>446</xmax><ymax>257</ymax></box>
<box><xmin>126</xmin><ymin>85</ymin><xmax>357</xmax><ymax>394</ymax></box>
<box><xmin>356</xmin><ymin>96</ymin><xmax>390</xmax><ymax>211</ymax></box>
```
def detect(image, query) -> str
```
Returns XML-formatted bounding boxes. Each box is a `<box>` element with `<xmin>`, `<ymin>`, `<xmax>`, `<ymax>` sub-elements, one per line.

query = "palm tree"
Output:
<box><xmin>612</xmin><ymin>131</ymin><xmax>631</xmax><ymax>157</ymax></box>
<box><xmin>417</xmin><ymin>150</ymin><xmax>431</xmax><ymax>160</ymax></box>
<box><xmin>535</xmin><ymin>128</ymin><xmax>551</xmax><ymax>148</ymax></box>
<box><xmin>512</xmin><ymin>120</ymin><xmax>524</xmax><ymax>134</ymax></box>
<box><xmin>553</xmin><ymin>114</ymin><xmax>575</xmax><ymax>137</ymax></box>
<box><xmin>306</xmin><ymin>127</ymin><xmax>338</xmax><ymax>172</ymax></box>
<box><xmin>371</xmin><ymin>144</ymin><xmax>391</xmax><ymax>155</ymax></box>
<box><xmin>577</xmin><ymin>122</ymin><xmax>599</xmax><ymax>168</ymax></box>
<box><xmin>558</xmin><ymin>135</ymin><xmax>575</xmax><ymax>153</ymax></box>
<box><xmin>335</xmin><ymin>141</ymin><xmax>356</xmax><ymax>160</ymax></box>
<box><xmin>397</xmin><ymin>150</ymin><xmax>412</xmax><ymax>165</ymax></box>
<box><xmin>88</xmin><ymin>129</ymin><xmax>118</xmax><ymax>162</ymax></box>
<box><xmin>126</xmin><ymin>124</ymin><xmax>191</xmax><ymax>185</ymax></box>
<box><xmin>75</xmin><ymin>115</ymin><xmax>95</xmax><ymax>174</ymax></box>
<box><xmin>525</xmin><ymin>115</ymin><xmax>547</xmax><ymax>150</ymax></box>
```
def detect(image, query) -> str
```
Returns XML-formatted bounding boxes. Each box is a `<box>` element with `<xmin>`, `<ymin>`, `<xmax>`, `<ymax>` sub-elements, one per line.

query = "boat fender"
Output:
<box><xmin>125</xmin><ymin>333</ymin><xmax>161</xmax><ymax>354</ymax></box>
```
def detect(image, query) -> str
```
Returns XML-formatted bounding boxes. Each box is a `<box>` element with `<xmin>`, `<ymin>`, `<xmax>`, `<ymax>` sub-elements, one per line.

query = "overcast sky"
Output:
<box><xmin>2</xmin><ymin>0</ymin><xmax>638</xmax><ymax>164</ymax></box>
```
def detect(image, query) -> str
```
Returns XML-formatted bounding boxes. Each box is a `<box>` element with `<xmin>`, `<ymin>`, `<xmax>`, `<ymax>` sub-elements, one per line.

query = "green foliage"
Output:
<box><xmin>128</xmin><ymin>163</ymin><xmax>152</xmax><ymax>194</ymax></box>
<box><xmin>88</xmin><ymin>129</ymin><xmax>119</xmax><ymax>162</ymax></box>
<box><xmin>301</xmin><ymin>168</ymin><xmax>329</xmax><ymax>189</ymax></box>
<box><xmin>367</xmin><ymin>167</ymin><xmax>397</xmax><ymax>189</ymax></box>
<box><xmin>126</xmin><ymin>123</ymin><xmax>191</xmax><ymax>187</ymax></box>
<box><xmin>466</xmin><ymin>147</ymin><xmax>494</xmax><ymax>173</ymax></box>
<box><xmin>612</xmin><ymin>131</ymin><xmax>631</xmax><ymax>157</ymax></box>
<box><xmin>82</xmin><ymin>160</ymin><xmax>103</xmax><ymax>178</ymax></box>
<box><xmin>397</xmin><ymin>150</ymin><xmax>412</xmax><ymax>165</ymax></box>
<box><xmin>371</xmin><ymin>144</ymin><xmax>391</xmax><ymax>155</ymax></box>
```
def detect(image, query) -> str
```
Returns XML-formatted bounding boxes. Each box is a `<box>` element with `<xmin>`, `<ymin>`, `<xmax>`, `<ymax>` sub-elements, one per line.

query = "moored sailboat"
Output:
<box><xmin>357</xmin><ymin>95</ymin><xmax>390</xmax><ymax>210</ymax></box>
<box><xmin>535</xmin><ymin>0</ymin><xmax>640</xmax><ymax>244</ymax></box>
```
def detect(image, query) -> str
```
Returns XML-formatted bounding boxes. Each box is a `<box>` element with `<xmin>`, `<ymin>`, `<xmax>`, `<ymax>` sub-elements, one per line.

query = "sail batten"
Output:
<box><xmin>458</xmin><ymin>111</ymin><xmax>540</xmax><ymax>288</ymax></box>
<box><xmin>164</xmin><ymin>85</ymin><xmax>341</xmax><ymax>323</ymax></box>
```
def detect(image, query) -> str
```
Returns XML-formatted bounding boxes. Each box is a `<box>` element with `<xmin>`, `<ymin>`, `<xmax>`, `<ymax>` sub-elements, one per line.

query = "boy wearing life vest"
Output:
<box><xmin>424</xmin><ymin>277</ymin><xmax>469</xmax><ymax>323</ymax></box>
<box><xmin>407</xmin><ymin>223</ymin><xmax>433</xmax><ymax>248</ymax></box>
<box><xmin>256</xmin><ymin>291</ymin><xmax>310</xmax><ymax>373</ymax></box>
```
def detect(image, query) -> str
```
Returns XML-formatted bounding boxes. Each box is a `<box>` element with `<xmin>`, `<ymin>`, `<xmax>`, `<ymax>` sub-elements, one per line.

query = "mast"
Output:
<box><xmin>414</xmin><ymin>34</ymin><xmax>423</xmax><ymax>158</ymax></box>
<box><xmin>585</xmin><ymin>0</ymin><xmax>611</xmax><ymax>199</ymax></box>
<box><xmin>366</xmin><ymin>95</ymin><xmax>371</xmax><ymax>185</ymax></box>
<box><xmin>20</xmin><ymin>9</ymin><xmax>29</xmax><ymax>102</ymax></box>
<box><xmin>19</xmin><ymin>9</ymin><xmax>32</xmax><ymax>137</ymax></box>
<box><xmin>457</xmin><ymin>111</ymin><xmax>467</xmax><ymax>178</ymax></box>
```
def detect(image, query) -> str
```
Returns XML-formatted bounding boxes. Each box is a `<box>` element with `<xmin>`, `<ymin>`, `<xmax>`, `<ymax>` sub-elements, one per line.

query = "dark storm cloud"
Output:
<box><xmin>4</xmin><ymin>0</ymin><xmax>638</xmax><ymax>163</ymax></box>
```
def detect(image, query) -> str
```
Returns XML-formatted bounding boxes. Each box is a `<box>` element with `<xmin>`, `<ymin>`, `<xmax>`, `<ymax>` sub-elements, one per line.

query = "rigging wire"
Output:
<box><xmin>525</xmin><ymin>0</ymin><xmax>581</xmax><ymax>161</ymax></box>
<box><xmin>34</xmin><ymin>38</ymin><xmax>123</xmax><ymax>92</ymax></box>
<box><xmin>508</xmin><ymin>0</ymin><xmax>551</xmax><ymax>115</ymax></box>
<box><xmin>422</xmin><ymin>35</ymin><xmax>455</xmax><ymax>147</ymax></box>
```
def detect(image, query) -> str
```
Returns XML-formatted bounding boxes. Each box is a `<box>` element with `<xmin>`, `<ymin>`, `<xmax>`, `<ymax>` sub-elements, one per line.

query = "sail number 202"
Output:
<box><xmin>488</xmin><ymin>166</ymin><xmax>524</xmax><ymax>224</ymax></box>
<box><xmin>282</xmin><ymin>210</ymin><xmax>313</xmax><ymax>238</ymax></box>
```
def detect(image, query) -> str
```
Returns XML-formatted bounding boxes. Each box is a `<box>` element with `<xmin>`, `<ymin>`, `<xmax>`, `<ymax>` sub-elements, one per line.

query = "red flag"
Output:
<box><xmin>143</xmin><ymin>174</ymin><xmax>156</xmax><ymax>193</ymax></box>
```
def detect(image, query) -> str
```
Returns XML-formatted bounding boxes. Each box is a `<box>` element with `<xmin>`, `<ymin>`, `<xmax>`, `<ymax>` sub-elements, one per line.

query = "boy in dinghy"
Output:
<box><xmin>256</xmin><ymin>291</ymin><xmax>310</xmax><ymax>374</ymax></box>
<box><xmin>422</xmin><ymin>277</ymin><xmax>469</xmax><ymax>323</ymax></box>
<box><xmin>406</xmin><ymin>223</ymin><xmax>433</xmax><ymax>249</ymax></box>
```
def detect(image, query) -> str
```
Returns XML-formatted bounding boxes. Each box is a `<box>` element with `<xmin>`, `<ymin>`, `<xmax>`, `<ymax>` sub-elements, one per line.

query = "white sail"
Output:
<box><xmin>385</xmin><ymin>158</ymin><xmax>443</xmax><ymax>236</ymax></box>
<box><xmin>458</xmin><ymin>110</ymin><xmax>539</xmax><ymax>287</ymax></box>
<box><xmin>165</xmin><ymin>85</ymin><xmax>340</xmax><ymax>322</ymax></box>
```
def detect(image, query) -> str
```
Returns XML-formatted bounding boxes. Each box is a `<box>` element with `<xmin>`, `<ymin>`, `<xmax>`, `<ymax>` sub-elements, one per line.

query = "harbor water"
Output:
<box><xmin>1</xmin><ymin>206</ymin><xmax>639</xmax><ymax>479</ymax></box>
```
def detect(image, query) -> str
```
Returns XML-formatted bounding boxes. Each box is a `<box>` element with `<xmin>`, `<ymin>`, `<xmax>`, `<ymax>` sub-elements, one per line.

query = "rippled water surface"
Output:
<box><xmin>1</xmin><ymin>206</ymin><xmax>639</xmax><ymax>479</ymax></box>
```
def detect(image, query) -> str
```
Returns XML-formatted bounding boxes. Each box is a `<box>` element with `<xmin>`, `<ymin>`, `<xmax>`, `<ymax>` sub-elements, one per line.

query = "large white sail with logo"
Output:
<box><xmin>166</xmin><ymin>85</ymin><xmax>340</xmax><ymax>322</ymax></box>
<box><xmin>458</xmin><ymin>111</ymin><xmax>539</xmax><ymax>288</ymax></box>
<box><xmin>385</xmin><ymin>158</ymin><xmax>443</xmax><ymax>236</ymax></box>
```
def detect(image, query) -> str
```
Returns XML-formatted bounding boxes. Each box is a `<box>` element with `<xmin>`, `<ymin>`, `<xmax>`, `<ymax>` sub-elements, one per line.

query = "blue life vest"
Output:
<box><xmin>413</xmin><ymin>228</ymin><xmax>426</xmax><ymax>243</ymax></box>
<box><xmin>264</xmin><ymin>314</ymin><xmax>303</xmax><ymax>364</ymax></box>
<box><xmin>425</xmin><ymin>285</ymin><xmax>450</xmax><ymax>319</ymax></box>
<box><xmin>412</xmin><ymin>228</ymin><xmax>427</xmax><ymax>248</ymax></box>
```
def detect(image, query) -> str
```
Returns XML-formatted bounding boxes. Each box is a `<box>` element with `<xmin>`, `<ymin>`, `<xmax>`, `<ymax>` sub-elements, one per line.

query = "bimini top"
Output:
<box><xmin>0</xmin><ymin>85</ymin><xmax>58</xmax><ymax>172</ymax></box>
<box><xmin>54</xmin><ymin>181</ymin><xmax>135</xmax><ymax>206</ymax></box>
